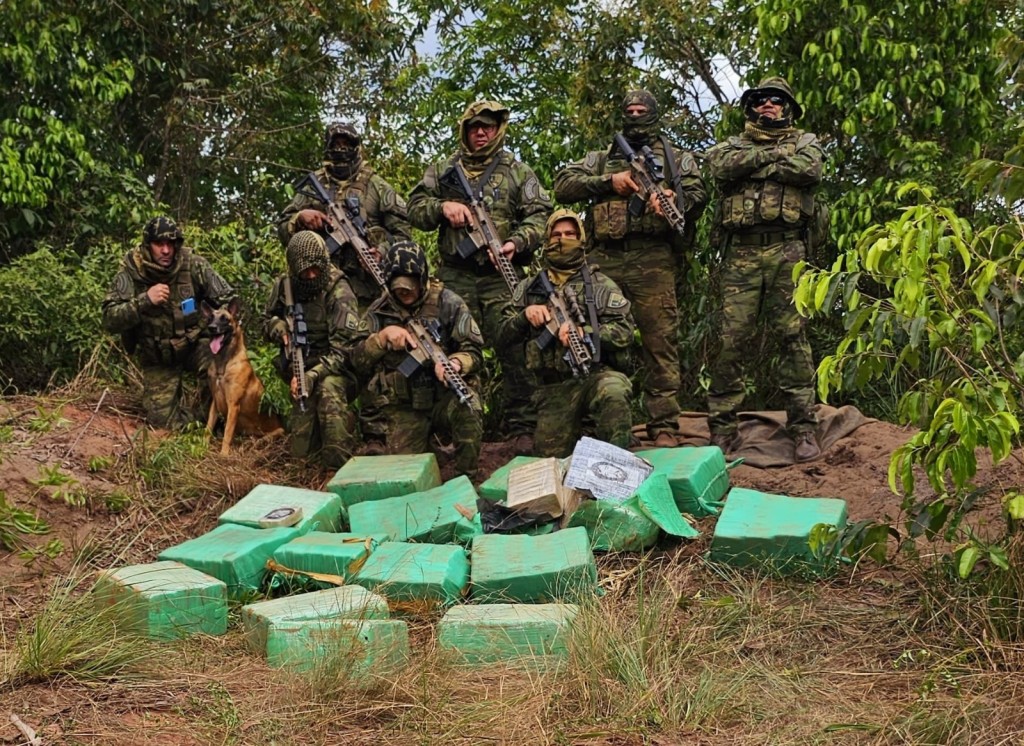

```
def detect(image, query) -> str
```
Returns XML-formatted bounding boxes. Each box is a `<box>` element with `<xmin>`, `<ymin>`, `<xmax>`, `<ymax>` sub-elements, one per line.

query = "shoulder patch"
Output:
<box><xmin>523</xmin><ymin>175</ymin><xmax>540</xmax><ymax>202</ymax></box>
<box><xmin>584</xmin><ymin>151</ymin><xmax>600</xmax><ymax>170</ymax></box>
<box><xmin>345</xmin><ymin>311</ymin><xmax>360</xmax><ymax>331</ymax></box>
<box><xmin>114</xmin><ymin>272</ymin><xmax>133</xmax><ymax>297</ymax></box>
<box><xmin>607</xmin><ymin>292</ymin><xmax>628</xmax><ymax>309</ymax></box>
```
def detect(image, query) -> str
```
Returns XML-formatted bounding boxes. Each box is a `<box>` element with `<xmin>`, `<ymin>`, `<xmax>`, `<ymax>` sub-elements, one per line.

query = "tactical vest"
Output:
<box><xmin>591</xmin><ymin>138</ymin><xmax>678</xmax><ymax>242</ymax></box>
<box><xmin>717</xmin><ymin>132</ymin><xmax>818</xmax><ymax>232</ymax></box>
<box><xmin>299</xmin><ymin>272</ymin><xmax>349</xmax><ymax>367</ymax></box>
<box><xmin>134</xmin><ymin>251</ymin><xmax>202</xmax><ymax>366</ymax></box>
<box><xmin>436</xmin><ymin>152</ymin><xmax>526</xmax><ymax>268</ymax></box>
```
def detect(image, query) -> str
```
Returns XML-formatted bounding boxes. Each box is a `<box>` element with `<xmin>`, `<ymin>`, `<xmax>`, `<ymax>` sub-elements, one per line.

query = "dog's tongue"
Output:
<box><xmin>210</xmin><ymin>335</ymin><xmax>224</xmax><ymax>355</ymax></box>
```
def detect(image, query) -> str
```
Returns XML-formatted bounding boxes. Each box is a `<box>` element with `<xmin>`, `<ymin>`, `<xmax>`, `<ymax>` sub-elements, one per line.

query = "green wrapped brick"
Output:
<box><xmin>94</xmin><ymin>560</ymin><xmax>227</xmax><ymax>640</ymax></box>
<box><xmin>158</xmin><ymin>524</ymin><xmax>300</xmax><ymax>599</ymax></box>
<box><xmin>348</xmin><ymin>475</ymin><xmax>481</xmax><ymax>545</ymax></box>
<box><xmin>350</xmin><ymin>541</ymin><xmax>470</xmax><ymax>609</ymax></box>
<box><xmin>271</xmin><ymin>532</ymin><xmax>390</xmax><ymax>586</ymax></box>
<box><xmin>710</xmin><ymin>487</ymin><xmax>848</xmax><ymax>574</ymax></box>
<box><xmin>470</xmin><ymin>528</ymin><xmax>597</xmax><ymax>603</ymax></box>
<box><xmin>241</xmin><ymin>585</ymin><xmax>390</xmax><ymax>655</ymax></box>
<box><xmin>568</xmin><ymin>473</ymin><xmax>699</xmax><ymax>552</ymax></box>
<box><xmin>326</xmin><ymin>454</ymin><xmax>441</xmax><ymax>510</ymax></box>
<box><xmin>265</xmin><ymin>618</ymin><xmax>409</xmax><ymax>676</ymax></box>
<box><xmin>636</xmin><ymin>446</ymin><xmax>730</xmax><ymax>516</ymax></box>
<box><xmin>438</xmin><ymin>603</ymin><xmax>578</xmax><ymax>665</ymax></box>
<box><xmin>478</xmin><ymin>456</ymin><xmax>542</xmax><ymax>502</ymax></box>
<box><xmin>218</xmin><ymin>483</ymin><xmax>344</xmax><ymax>533</ymax></box>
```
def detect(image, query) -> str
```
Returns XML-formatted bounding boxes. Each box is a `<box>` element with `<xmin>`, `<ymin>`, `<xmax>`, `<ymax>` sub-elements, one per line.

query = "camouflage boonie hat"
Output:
<box><xmin>740</xmin><ymin>76</ymin><xmax>802</xmax><ymax>119</ymax></box>
<box><xmin>143</xmin><ymin>216</ymin><xmax>183</xmax><ymax>247</ymax></box>
<box><xmin>621</xmin><ymin>89</ymin><xmax>658</xmax><ymax>117</ymax></box>
<box><xmin>324</xmin><ymin>121</ymin><xmax>361</xmax><ymax>149</ymax></box>
<box><xmin>545</xmin><ymin>208</ymin><xmax>587</xmax><ymax>244</ymax></box>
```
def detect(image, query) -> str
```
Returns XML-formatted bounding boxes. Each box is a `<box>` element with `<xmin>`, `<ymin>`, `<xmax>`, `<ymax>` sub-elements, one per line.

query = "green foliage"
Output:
<box><xmin>134</xmin><ymin>423</ymin><xmax>211</xmax><ymax>489</ymax></box>
<box><xmin>0</xmin><ymin>491</ymin><xmax>50</xmax><ymax>551</ymax></box>
<box><xmin>7</xmin><ymin>575</ymin><xmax>156</xmax><ymax>685</ymax></box>
<box><xmin>19</xmin><ymin>538</ymin><xmax>65</xmax><ymax>566</ymax></box>
<box><xmin>87</xmin><ymin>455</ymin><xmax>114</xmax><ymax>473</ymax></box>
<box><xmin>31</xmin><ymin>464</ymin><xmax>87</xmax><ymax>507</ymax></box>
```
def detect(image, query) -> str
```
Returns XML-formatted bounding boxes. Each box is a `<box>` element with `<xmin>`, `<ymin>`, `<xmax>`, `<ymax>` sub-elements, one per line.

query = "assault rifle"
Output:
<box><xmin>443</xmin><ymin>161</ymin><xmax>520</xmax><ymax>294</ymax></box>
<box><xmin>292</xmin><ymin>172</ymin><xmax>388</xmax><ymax>290</ymax></box>
<box><xmin>396</xmin><ymin>317</ymin><xmax>474</xmax><ymax>407</ymax></box>
<box><xmin>532</xmin><ymin>271</ymin><xmax>594</xmax><ymax>378</ymax></box>
<box><xmin>612</xmin><ymin>133</ymin><xmax>687</xmax><ymax>236</ymax></box>
<box><xmin>282</xmin><ymin>277</ymin><xmax>309</xmax><ymax>412</ymax></box>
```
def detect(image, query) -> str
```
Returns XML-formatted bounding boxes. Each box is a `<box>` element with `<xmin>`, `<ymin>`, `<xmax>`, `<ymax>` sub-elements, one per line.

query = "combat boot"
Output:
<box><xmin>512</xmin><ymin>433</ymin><xmax>534</xmax><ymax>456</ymax></box>
<box><xmin>794</xmin><ymin>431</ymin><xmax>820</xmax><ymax>462</ymax></box>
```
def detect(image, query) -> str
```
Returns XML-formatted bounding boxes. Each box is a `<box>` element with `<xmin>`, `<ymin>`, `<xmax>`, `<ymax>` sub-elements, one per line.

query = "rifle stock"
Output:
<box><xmin>293</xmin><ymin>172</ymin><xmax>389</xmax><ymax>290</ymax></box>
<box><xmin>281</xmin><ymin>277</ymin><xmax>309</xmax><ymax>412</ymax></box>
<box><xmin>612</xmin><ymin>133</ymin><xmax>687</xmax><ymax>236</ymax></box>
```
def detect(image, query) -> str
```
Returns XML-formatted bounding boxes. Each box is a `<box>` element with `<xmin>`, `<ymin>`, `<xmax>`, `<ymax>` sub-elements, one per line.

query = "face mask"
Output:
<box><xmin>545</xmin><ymin>237</ymin><xmax>585</xmax><ymax>271</ymax></box>
<box><xmin>326</xmin><ymin>146</ymin><xmax>358</xmax><ymax>164</ymax></box>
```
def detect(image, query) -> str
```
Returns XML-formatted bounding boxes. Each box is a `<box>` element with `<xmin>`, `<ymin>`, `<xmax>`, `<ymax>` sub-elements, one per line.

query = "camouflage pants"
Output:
<box><xmin>707</xmin><ymin>240</ymin><xmax>817</xmax><ymax>435</ymax></box>
<box><xmin>532</xmin><ymin>370</ymin><xmax>633</xmax><ymax>458</ymax></box>
<box><xmin>140</xmin><ymin>343</ymin><xmax>212</xmax><ymax>429</ymax></box>
<box><xmin>438</xmin><ymin>266</ymin><xmax>536</xmax><ymax>436</ymax></box>
<box><xmin>384</xmin><ymin>387</ymin><xmax>483</xmax><ymax>474</ymax></box>
<box><xmin>289</xmin><ymin>374</ymin><xmax>358</xmax><ymax>469</ymax></box>
<box><xmin>591</xmin><ymin>243</ymin><xmax>681</xmax><ymax>437</ymax></box>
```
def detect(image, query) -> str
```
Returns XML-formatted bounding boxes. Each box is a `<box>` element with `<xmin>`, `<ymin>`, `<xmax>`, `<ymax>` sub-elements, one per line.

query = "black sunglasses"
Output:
<box><xmin>753</xmin><ymin>94</ymin><xmax>787</xmax><ymax>106</ymax></box>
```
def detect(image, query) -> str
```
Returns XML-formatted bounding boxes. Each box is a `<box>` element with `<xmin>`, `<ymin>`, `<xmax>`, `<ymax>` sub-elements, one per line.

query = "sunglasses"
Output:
<box><xmin>753</xmin><ymin>94</ymin><xmax>787</xmax><ymax>106</ymax></box>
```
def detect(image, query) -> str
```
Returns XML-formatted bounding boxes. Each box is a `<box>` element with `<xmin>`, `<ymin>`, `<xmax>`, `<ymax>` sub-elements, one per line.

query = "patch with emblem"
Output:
<box><xmin>523</xmin><ymin>176</ymin><xmax>540</xmax><ymax>202</ymax></box>
<box><xmin>608</xmin><ymin>293</ymin><xmax>627</xmax><ymax>309</ymax></box>
<box><xmin>584</xmin><ymin>152</ymin><xmax>600</xmax><ymax>170</ymax></box>
<box><xmin>345</xmin><ymin>312</ymin><xmax>360</xmax><ymax>331</ymax></box>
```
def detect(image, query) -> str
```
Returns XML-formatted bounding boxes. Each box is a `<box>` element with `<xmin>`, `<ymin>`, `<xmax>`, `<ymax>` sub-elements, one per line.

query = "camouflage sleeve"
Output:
<box><xmin>672</xmin><ymin>150</ymin><xmax>707</xmax><ymax>219</ymax></box>
<box><xmin>444</xmin><ymin>292</ymin><xmax>484</xmax><ymax>375</ymax></box>
<box><xmin>262</xmin><ymin>276</ymin><xmax>288</xmax><ymax>344</ymax></box>
<box><xmin>707</xmin><ymin>137</ymin><xmax>781</xmax><ymax>184</ymax></box>
<box><xmin>553</xmin><ymin>151</ymin><xmax>613</xmax><ymax>204</ymax></box>
<box><xmin>309</xmin><ymin>275</ymin><xmax>365</xmax><ymax>383</ymax></box>
<box><xmin>756</xmin><ymin>133</ymin><xmax>823</xmax><ymax>187</ymax></box>
<box><xmin>507</xmin><ymin>164</ymin><xmax>553</xmax><ymax>255</ymax></box>
<box><xmin>275</xmin><ymin>188</ymin><xmax>319</xmax><ymax>247</ymax></box>
<box><xmin>407</xmin><ymin>161</ymin><xmax>445</xmax><ymax>231</ymax></box>
<box><xmin>101</xmin><ymin>264</ymin><xmax>149</xmax><ymax>334</ymax></box>
<box><xmin>496</xmin><ymin>276</ymin><xmax>533</xmax><ymax>347</ymax></box>
<box><xmin>193</xmin><ymin>256</ymin><xmax>236</xmax><ymax>309</ymax></box>
<box><xmin>370</xmin><ymin>175</ymin><xmax>413</xmax><ymax>242</ymax></box>
<box><xmin>593</xmin><ymin>275</ymin><xmax>635</xmax><ymax>351</ymax></box>
<box><xmin>348</xmin><ymin>307</ymin><xmax>389</xmax><ymax>377</ymax></box>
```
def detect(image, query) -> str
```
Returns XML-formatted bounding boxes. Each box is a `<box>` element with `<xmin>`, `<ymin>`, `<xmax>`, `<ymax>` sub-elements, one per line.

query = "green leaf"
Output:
<box><xmin>958</xmin><ymin>545</ymin><xmax>981</xmax><ymax>578</ymax></box>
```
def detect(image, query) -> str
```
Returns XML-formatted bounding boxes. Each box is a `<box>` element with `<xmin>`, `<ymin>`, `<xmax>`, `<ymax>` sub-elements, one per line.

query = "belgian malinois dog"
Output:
<box><xmin>202</xmin><ymin>300</ymin><xmax>283</xmax><ymax>454</ymax></box>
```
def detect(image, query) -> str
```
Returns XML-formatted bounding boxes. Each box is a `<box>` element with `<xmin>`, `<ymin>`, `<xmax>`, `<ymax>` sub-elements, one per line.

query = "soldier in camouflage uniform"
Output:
<box><xmin>498</xmin><ymin>209</ymin><xmax>636</xmax><ymax>458</ymax></box>
<box><xmin>102</xmin><ymin>216</ymin><xmax>235</xmax><ymax>428</ymax></box>
<box><xmin>554</xmin><ymin>90</ymin><xmax>706</xmax><ymax>448</ymax></box>
<box><xmin>407</xmin><ymin>100</ymin><xmax>551</xmax><ymax>453</ymax></box>
<box><xmin>264</xmin><ymin>231</ymin><xmax>365</xmax><ymax>468</ymax></box>
<box><xmin>350</xmin><ymin>241</ymin><xmax>484</xmax><ymax>474</ymax></box>
<box><xmin>705</xmin><ymin>76</ymin><xmax>822</xmax><ymax>462</ymax></box>
<box><xmin>276</xmin><ymin>121</ymin><xmax>411</xmax><ymax>448</ymax></box>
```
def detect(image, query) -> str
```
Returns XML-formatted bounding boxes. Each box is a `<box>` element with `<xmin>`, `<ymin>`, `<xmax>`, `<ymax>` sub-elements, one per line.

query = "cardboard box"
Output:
<box><xmin>505</xmin><ymin>458</ymin><xmax>581</xmax><ymax>520</ymax></box>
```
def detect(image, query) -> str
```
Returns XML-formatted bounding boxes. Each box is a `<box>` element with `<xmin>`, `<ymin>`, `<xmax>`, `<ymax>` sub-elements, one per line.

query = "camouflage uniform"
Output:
<box><xmin>350</xmin><ymin>243</ymin><xmax>484</xmax><ymax>474</ymax></box>
<box><xmin>705</xmin><ymin>76</ymin><xmax>822</xmax><ymax>446</ymax></box>
<box><xmin>498</xmin><ymin>210</ymin><xmax>636</xmax><ymax>458</ymax></box>
<box><xmin>276</xmin><ymin>122</ymin><xmax>410</xmax><ymax>442</ymax></box>
<box><xmin>554</xmin><ymin>90</ymin><xmax>706</xmax><ymax>440</ymax></box>
<box><xmin>276</xmin><ymin>122</ymin><xmax>412</xmax><ymax>307</ymax></box>
<box><xmin>102</xmin><ymin>217</ymin><xmax>235</xmax><ymax>428</ymax></box>
<box><xmin>264</xmin><ymin>232</ymin><xmax>365</xmax><ymax>468</ymax></box>
<box><xmin>407</xmin><ymin>100</ymin><xmax>552</xmax><ymax>437</ymax></box>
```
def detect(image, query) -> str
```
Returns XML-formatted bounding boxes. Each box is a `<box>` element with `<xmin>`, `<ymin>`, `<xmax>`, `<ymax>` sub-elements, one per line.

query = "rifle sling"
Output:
<box><xmin>454</xmin><ymin>153</ymin><xmax>504</xmax><ymax>200</ymax></box>
<box><xmin>657</xmin><ymin>135</ymin><xmax>685</xmax><ymax>213</ymax></box>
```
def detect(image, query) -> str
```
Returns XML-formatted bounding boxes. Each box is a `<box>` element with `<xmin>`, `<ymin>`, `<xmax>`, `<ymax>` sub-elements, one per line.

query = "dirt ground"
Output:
<box><xmin>2</xmin><ymin>390</ymin><xmax>1023</xmax><ymax>744</ymax></box>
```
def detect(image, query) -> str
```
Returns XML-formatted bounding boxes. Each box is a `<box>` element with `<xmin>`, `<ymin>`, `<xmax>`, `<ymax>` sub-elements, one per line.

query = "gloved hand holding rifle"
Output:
<box><xmin>612</xmin><ymin>133</ymin><xmax>687</xmax><ymax>235</ymax></box>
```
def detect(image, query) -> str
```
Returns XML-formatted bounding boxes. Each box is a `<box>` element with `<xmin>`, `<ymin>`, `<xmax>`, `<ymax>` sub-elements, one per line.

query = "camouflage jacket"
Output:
<box><xmin>351</xmin><ymin>280</ymin><xmax>484</xmax><ymax>403</ymax></box>
<box><xmin>275</xmin><ymin>165</ymin><xmax>411</xmax><ymax>302</ymax></box>
<box><xmin>706</xmin><ymin>129</ymin><xmax>822</xmax><ymax>233</ymax></box>
<box><xmin>553</xmin><ymin>137</ymin><xmax>706</xmax><ymax>248</ymax></box>
<box><xmin>498</xmin><ymin>266</ymin><xmax>635</xmax><ymax>379</ymax></box>
<box><xmin>407</xmin><ymin>152</ymin><xmax>552</xmax><ymax>271</ymax></box>
<box><xmin>101</xmin><ymin>247</ymin><xmax>235</xmax><ymax>366</ymax></box>
<box><xmin>263</xmin><ymin>267</ymin><xmax>364</xmax><ymax>384</ymax></box>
